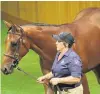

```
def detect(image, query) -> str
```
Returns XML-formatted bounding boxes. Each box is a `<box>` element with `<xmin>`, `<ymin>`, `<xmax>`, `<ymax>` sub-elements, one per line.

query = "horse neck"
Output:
<box><xmin>24</xmin><ymin>26</ymin><xmax>59</xmax><ymax>61</ymax></box>
<box><xmin>22</xmin><ymin>24</ymin><xmax>77</xmax><ymax>61</ymax></box>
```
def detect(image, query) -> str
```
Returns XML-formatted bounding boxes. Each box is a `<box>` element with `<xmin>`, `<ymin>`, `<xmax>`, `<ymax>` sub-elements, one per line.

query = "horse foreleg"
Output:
<box><xmin>43</xmin><ymin>84</ymin><xmax>54</xmax><ymax>94</ymax></box>
<box><xmin>82</xmin><ymin>74</ymin><xmax>90</xmax><ymax>94</ymax></box>
<box><xmin>39</xmin><ymin>57</ymin><xmax>54</xmax><ymax>94</ymax></box>
<box><xmin>93</xmin><ymin>64</ymin><xmax>100</xmax><ymax>84</ymax></box>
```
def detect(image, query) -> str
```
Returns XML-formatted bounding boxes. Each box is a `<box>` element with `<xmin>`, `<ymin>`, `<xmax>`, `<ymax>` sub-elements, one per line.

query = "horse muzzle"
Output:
<box><xmin>1</xmin><ymin>61</ymin><xmax>18</xmax><ymax>75</ymax></box>
<box><xmin>1</xmin><ymin>58</ymin><xmax>19</xmax><ymax>75</ymax></box>
<box><xmin>1</xmin><ymin>65</ymin><xmax>13</xmax><ymax>75</ymax></box>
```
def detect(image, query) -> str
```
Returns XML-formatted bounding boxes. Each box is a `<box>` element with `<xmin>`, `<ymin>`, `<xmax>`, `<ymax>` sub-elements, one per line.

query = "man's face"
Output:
<box><xmin>56</xmin><ymin>41</ymin><xmax>67</xmax><ymax>52</ymax></box>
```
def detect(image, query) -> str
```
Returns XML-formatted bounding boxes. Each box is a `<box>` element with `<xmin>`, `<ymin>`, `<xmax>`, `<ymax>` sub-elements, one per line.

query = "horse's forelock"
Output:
<box><xmin>8</xmin><ymin>25</ymin><xmax>24</xmax><ymax>35</ymax></box>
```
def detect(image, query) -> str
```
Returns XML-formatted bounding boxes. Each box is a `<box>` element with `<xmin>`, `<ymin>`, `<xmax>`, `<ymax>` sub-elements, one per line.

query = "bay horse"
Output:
<box><xmin>1</xmin><ymin>8</ymin><xmax>100</xmax><ymax>94</ymax></box>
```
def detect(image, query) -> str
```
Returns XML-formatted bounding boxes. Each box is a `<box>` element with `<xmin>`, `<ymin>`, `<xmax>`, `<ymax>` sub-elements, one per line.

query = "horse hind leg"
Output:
<box><xmin>39</xmin><ymin>57</ymin><xmax>54</xmax><ymax>94</ymax></box>
<box><xmin>93</xmin><ymin>64</ymin><xmax>100</xmax><ymax>84</ymax></box>
<box><xmin>82</xmin><ymin>74</ymin><xmax>90</xmax><ymax>94</ymax></box>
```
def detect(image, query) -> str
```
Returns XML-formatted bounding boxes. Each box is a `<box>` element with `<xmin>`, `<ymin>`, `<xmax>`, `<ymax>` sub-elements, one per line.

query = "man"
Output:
<box><xmin>37</xmin><ymin>32</ymin><xmax>83</xmax><ymax>94</ymax></box>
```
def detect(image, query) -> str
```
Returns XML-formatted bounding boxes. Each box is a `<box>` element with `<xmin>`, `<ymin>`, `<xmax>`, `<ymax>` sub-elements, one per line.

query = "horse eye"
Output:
<box><xmin>11</xmin><ymin>42</ymin><xmax>17</xmax><ymax>47</ymax></box>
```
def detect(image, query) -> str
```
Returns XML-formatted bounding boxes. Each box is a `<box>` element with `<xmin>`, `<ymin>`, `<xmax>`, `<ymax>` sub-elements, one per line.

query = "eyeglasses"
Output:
<box><xmin>57</xmin><ymin>40</ymin><xmax>63</xmax><ymax>42</ymax></box>
<box><xmin>56</xmin><ymin>41</ymin><xmax>63</xmax><ymax>45</ymax></box>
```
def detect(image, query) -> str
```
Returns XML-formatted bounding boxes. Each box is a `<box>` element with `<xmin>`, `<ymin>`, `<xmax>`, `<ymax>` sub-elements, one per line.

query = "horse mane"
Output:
<box><xmin>21</xmin><ymin>22</ymin><xmax>61</xmax><ymax>27</ymax></box>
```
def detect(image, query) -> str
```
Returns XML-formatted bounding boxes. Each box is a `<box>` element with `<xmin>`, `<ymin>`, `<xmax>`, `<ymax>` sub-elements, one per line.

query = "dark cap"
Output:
<box><xmin>52</xmin><ymin>32</ymin><xmax>75</xmax><ymax>44</ymax></box>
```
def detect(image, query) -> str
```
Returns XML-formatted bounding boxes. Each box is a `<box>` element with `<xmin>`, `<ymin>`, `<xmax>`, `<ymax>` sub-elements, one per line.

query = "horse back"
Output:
<box><xmin>74</xmin><ymin>7</ymin><xmax>100</xmax><ymax>22</ymax></box>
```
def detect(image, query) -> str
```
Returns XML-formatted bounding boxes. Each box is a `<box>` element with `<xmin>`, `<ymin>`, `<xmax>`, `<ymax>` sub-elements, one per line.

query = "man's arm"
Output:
<box><xmin>58</xmin><ymin>76</ymin><xmax>81</xmax><ymax>84</ymax></box>
<box><xmin>44</xmin><ymin>72</ymin><xmax>53</xmax><ymax>79</ymax></box>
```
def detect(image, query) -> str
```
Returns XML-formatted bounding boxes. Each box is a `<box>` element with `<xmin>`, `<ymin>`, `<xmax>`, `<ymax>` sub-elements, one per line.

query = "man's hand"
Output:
<box><xmin>37</xmin><ymin>76</ymin><xmax>46</xmax><ymax>83</ymax></box>
<box><xmin>50</xmin><ymin>78</ymin><xmax>60</xmax><ymax>85</ymax></box>
<box><xmin>37</xmin><ymin>76</ymin><xmax>49</xmax><ymax>85</ymax></box>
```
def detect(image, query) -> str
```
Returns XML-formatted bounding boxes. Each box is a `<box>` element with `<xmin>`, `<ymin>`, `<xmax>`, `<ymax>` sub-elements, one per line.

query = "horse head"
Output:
<box><xmin>1</xmin><ymin>21</ymin><xmax>30</xmax><ymax>75</ymax></box>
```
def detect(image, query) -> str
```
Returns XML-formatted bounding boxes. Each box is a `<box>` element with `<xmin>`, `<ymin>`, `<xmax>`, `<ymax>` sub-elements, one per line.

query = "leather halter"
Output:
<box><xmin>4</xmin><ymin>25</ymin><xmax>29</xmax><ymax>68</ymax></box>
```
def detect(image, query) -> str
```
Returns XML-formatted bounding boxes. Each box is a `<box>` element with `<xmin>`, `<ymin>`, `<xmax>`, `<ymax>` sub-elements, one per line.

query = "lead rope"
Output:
<box><xmin>17</xmin><ymin>67</ymin><xmax>62</xmax><ymax>94</ymax></box>
<box><xmin>53</xmin><ymin>85</ymin><xmax>62</xmax><ymax>94</ymax></box>
<box><xmin>17</xmin><ymin>67</ymin><xmax>50</xmax><ymax>86</ymax></box>
<box><xmin>56</xmin><ymin>85</ymin><xmax>62</xmax><ymax>94</ymax></box>
<box><xmin>17</xmin><ymin>67</ymin><xmax>37</xmax><ymax>80</ymax></box>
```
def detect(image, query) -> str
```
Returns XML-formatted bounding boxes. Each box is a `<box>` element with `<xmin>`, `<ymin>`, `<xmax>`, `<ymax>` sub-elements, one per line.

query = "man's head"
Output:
<box><xmin>52</xmin><ymin>32</ymin><xmax>75</xmax><ymax>48</ymax></box>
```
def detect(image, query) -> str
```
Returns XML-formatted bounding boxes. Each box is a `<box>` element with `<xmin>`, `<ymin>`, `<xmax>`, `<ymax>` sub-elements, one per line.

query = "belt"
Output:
<box><xmin>60</xmin><ymin>83</ymin><xmax>81</xmax><ymax>91</ymax></box>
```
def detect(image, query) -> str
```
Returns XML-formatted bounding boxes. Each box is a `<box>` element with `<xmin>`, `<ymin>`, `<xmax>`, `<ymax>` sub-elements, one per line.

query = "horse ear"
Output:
<box><xmin>14</xmin><ymin>24</ymin><xmax>21</xmax><ymax>32</ymax></box>
<box><xmin>3</xmin><ymin>20</ymin><xmax>12</xmax><ymax>28</ymax></box>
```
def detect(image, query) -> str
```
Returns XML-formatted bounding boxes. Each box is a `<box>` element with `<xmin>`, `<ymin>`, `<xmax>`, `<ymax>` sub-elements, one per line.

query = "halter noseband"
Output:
<box><xmin>4</xmin><ymin>25</ymin><xmax>29</xmax><ymax>68</ymax></box>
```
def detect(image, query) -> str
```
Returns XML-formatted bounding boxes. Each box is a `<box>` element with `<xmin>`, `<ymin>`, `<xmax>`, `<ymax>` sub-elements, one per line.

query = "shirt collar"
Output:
<box><xmin>57</xmin><ymin>48</ymin><xmax>72</xmax><ymax>57</ymax></box>
<box><xmin>64</xmin><ymin>48</ymin><xmax>73</xmax><ymax>57</ymax></box>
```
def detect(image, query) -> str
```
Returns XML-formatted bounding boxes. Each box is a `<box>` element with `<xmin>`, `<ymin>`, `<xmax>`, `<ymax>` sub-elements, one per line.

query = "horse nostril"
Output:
<box><xmin>4</xmin><ymin>68</ymin><xmax>7</xmax><ymax>72</ymax></box>
<box><xmin>1</xmin><ymin>63</ymin><xmax>14</xmax><ymax>75</ymax></box>
<box><xmin>2</xmin><ymin>67</ymin><xmax>9</xmax><ymax>74</ymax></box>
